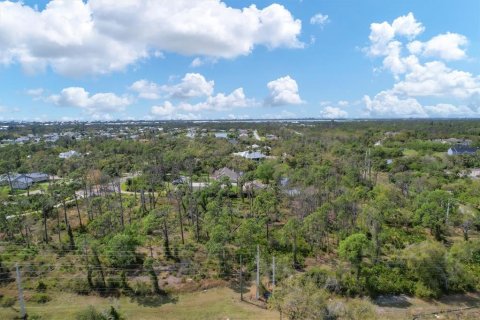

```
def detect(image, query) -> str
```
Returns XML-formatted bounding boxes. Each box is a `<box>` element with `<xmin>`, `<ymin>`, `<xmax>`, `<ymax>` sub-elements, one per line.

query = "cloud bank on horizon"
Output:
<box><xmin>0</xmin><ymin>0</ymin><xmax>478</xmax><ymax>121</ymax></box>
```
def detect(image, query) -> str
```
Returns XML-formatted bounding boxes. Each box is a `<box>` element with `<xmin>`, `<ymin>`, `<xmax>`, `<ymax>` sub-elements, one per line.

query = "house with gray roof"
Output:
<box><xmin>1</xmin><ymin>172</ymin><xmax>49</xmax><ymax>190</ymax></box>
<box><xmin>448</xmin><ymin>146</ymin><xmax>479</xmax><ymax>156</ymax></box>
<box><xmin>212</xmin><ymin>167</ymin><xmax>242</xmax><ymax>183</ymax></box>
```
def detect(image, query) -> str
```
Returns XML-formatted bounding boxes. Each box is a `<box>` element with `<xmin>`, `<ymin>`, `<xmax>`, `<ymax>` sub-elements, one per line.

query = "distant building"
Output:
<box><xmin>15</xmin><ymin>137</ymin><xmax>30</xmax><ymax>144</ymax></box>
<box><xmin>214</xmin><ymin>132</ymin><xmax>228</xmax><ymax>139</ymax></box>
<box><xmin>233</xmin><ymin>151</ymin><xmax>267</xmax><ymax>161</ymax></box>
<box><xmin>243</xmin><ymin>180</ymin><xmax>267</xmax><ymax>192</ymax></box>
<box><xmin>434</xmin><ymin>138</ymin><xmax>471</xmax><ymax>145</ymax></box>
<box><xmin>468</xmin><ymin>169</ymin><xmax>480</xmax><ymax>179</ymax></box>
<box><xmin>0</xmin><ymin>139</ymin><xmax>14</xmax><ymax>145</ymax></box>
<box><xmin>27</xmin><ymin>172</ymin><xmax>49</xmax><ymax>183</ymax></box>
<box><xmin>212</xmin><ymin>167</ymin><xmax>242</xmax><ymax>183</ymax></box>
<box><xmin>266</xmin><ymin>134</ymin><xmax>278</xmax><ymax>141</ymax></box>
<box><xmin>447</xmin><ymin>146</ymin><xmax>479</xmax><ymax>156</ymax></box>
<box><xmin>11</xmin><ymin>176</ymin><xmax>33</xmax><ymax>190</ymax></box>
<box><xmin>172</xmin><ymin>176</ymin><xmax>188</xmax><ymax>185</ymax></box>
<box><xmin>186</xmin><ymin>129</ymin><xmax>196</xmax><ymax>138</ymax></box>
<box><xmin>385</xmin><ymin>131</ymin><xmax>400</xmax><ymax>137</ymax></box>
<box><xmin>1</xmin><ymin>173</ymin><xmax>49</xmax><ymax>190</ymax></box>
<box><xmin>374</xmin><ymin>140</ymin><xmax>383</xmax><ymax>147</ymax></box>
<box><xmin>279</xmin><ymin>177</ymin><xmax>300</xmax><ymax>196</ymax></box>
<box><xmin>59</xmin><ymin>150</ymin><xmax>80</xmax><ymax>159</ymax></box>
<box><xmin>228</xmin><ymin>139</ymin><xmax>238</xmax><ymax>145</ymax></box>
<box><xmin>44</xmin><ymin>134</ymin><xmax>59</xmax><ymax>143</ymax></box>
<box><xmin>238</xmin><ymin>133</ymin><xmax>249</xmax><ymax>139</ymax></box>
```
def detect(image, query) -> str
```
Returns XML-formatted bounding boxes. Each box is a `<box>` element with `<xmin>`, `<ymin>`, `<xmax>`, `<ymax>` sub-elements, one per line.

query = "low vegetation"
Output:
<box><xmin>1</xmin><ymin>120</ymin><xmax>480</xmax><ymax>319</ymax></box>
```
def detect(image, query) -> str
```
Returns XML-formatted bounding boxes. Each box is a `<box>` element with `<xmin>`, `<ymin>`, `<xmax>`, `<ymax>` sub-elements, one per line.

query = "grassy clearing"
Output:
<box><xmin>403</xmin><ymin>149</ymin><xmax>419</xmax><ymax>157</ymax></box>
<box><xmin>0</xmin><ymin>287</ymin><xmax>278</xmax><ymax>320</ymax></box>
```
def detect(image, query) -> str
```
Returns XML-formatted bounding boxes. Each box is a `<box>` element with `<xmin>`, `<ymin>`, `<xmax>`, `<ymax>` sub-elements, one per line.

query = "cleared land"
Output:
<box><xmin>0</xmin><ymin>286</ymin><xmax>278</xmax><ymax>320</ymax></box>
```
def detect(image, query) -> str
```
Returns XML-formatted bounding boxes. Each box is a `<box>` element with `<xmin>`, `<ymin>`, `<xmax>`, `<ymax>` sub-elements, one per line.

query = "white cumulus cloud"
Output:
<box><xmin>363</xmin><ymin>90</ymin><xmax>427</xmax><ymax>118</ymax></box>
<box><xmin>130</xmin><ymin>73</ymin><xmax>215</xmax><ymax>100</ymax></box>
<box><xmin>310</xmin><ymin>13</ymin><xmax>329</xmax><ymax>26</ymax></box>
<box><xmin>0</xmin><ymin>0</ymin><xmax>303</xmax><ymax>76</ymax></box>
<box><xmin>151</xmin><ymin>101</ymin><xmax>176</xmax><ymax>117</ymax></box>
<box><xmin>129</xmin><ymin>80</ymin><xmax>162</xmax><ymax>100</ymax></box>
<box><xmin>151</xmin><ymin>88</ymin><xmax>256</xmax><ymax>119</ymax></box>
<box><xmin>265</xmin><ymin>76</ymin><xmax>304</xmax><ymax>106</ymax></box>
<box><xmin>48</xmin><ymin>87</ymin><xmax>133</xmax><ymax>117</ymax></box>
<box><xmin>409</xmin><ymin>33</ymin><xmax>468</xmax><ymax>61</ymax></box>
<box><xmin>162</xmin><ymin>73</ymin><xmax>214</xmax><ymax>100</ymax></box>
<box><xmin>367</xmin><ymin>12</ymin><xmax>424</xmax><ymax>58</ymax></box>
<box><xmin>392</xmin><ymin>61</ymin><xmax>480</xmax><ymax>99</ymax></box>
<box><xmin>424</xmin><ymin>103</ymin><xmax>475</xmax><ymax>117</ymax></box>
<box><xmin>363</xmin><ymin>13</ymin><xmax>480</xmax><ymax>119</ymax></box>
<box><xmin>320</xmin><ymin>106</ymin><xmax>348</xmax><ymax>119</ymax></box>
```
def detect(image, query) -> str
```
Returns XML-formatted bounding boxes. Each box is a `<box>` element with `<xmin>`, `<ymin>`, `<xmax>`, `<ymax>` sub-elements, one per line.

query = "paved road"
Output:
<box><xmin>253</xmin><ymin>130</ymin><xmax>261</xmax><ymax>141</ymax></box>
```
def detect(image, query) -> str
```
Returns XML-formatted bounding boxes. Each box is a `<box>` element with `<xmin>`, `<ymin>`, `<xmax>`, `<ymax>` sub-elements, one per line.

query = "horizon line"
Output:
<box><xmin>2</xmin><ymin>117</ymin><xmax>480</xmax><ymax>124</ymax></box>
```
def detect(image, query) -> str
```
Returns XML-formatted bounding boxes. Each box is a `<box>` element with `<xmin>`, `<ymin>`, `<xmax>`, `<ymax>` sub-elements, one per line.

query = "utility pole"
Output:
<box><xmin>240</xmin><ymin>255</ymin><xmax>244</xmax><ymax>301</ymax></box>
<box><xmin>256</xmin><ymin>245</ymin><xmax>260</xmax><ymax>300</ymax></box>
<box><xmin>83</xmin><ymin>239</ymin><xmax>89</xmax><ymax>265</ymax></box>
<box><xmin>446</xmin><ymin>201</ymin><xmax>451</xmax><ymax>226</ymax></box>
<box><xmin>272</xmin><ymin>255</ymin><xmax>276</xmax><ymax>288</ymax></box>
<box><xmin>117</xmin><ymin>179</ymin><xmax>125</xmax><ymax>229</ymax></box>
<box><xmin>15</xmin><ymin>263</ymin><xmax>26</xmax><ymax>319</ymax></box>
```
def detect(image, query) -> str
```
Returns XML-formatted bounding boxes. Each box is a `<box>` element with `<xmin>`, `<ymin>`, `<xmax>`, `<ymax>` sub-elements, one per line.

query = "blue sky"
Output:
<box><xmin>0</xmin><ymin>0</ymin><xmax>479</xmax><ymax>121</ymax></box>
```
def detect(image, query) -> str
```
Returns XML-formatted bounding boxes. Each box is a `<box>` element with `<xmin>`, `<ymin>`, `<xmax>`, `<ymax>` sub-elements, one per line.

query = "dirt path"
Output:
<box><xmin>375</xmin><ymin>292</ymin><xmax>480</xmax><ymax>319</ymax></box>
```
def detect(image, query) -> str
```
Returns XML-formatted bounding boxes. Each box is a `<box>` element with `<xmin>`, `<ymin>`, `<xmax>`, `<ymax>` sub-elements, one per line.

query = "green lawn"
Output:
<box><xmin>402</xmin><ymin>149</ymin><xmax>419</xmax><ymax>157</ymax></box>
<box><xmin>0</xmin><ymin>287</ymin><xmax>278</xmax><ymax>320</ymax></box>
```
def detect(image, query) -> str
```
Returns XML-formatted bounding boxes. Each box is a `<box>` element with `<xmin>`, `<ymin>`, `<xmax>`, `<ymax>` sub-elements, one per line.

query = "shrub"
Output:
<box><xmin>338</xmin><ymin>271</ymin><xmax>365</xmax><ymax>297</ymax></box>
<box><xmin>327</xmin><ymin>299</ymin><xmax>378</xmax><ymax>320</ymax></box>
<box><xmin>30</xmin><ymin>293</ymin><xmax>51</xmax><ymax>304</ymax></box>
<box><xmin>36</xmin><ymin>281</ymin><xmax>47</xmax><ymax>292</ymax></box>
<box><xmin>69</xmin><ymin>278</ymin><xmax>91</xmax><ymax>295</ymax></box>
<box><xmin>107</xmin><ymin>276</ymin><xmax>122</xmax><ymax>290</ymax></box>
<box><xmin>403</xmin><ymin>241</ymin><xmax>447</xmax><ymax>298</ymax></box>
<box><xmin>324</xmin><ymin>276</ymin><xmax>341</xmax><ymax>294</ymax></box>
<box><xmin>1</xmin><ymin>296</ymin><xmax>16</xmax><ymax>308</ymax></box>
<box><xmin>270</xmin><ymin>276</ymin><xmax>329</xmax><ymax>319</ymax></box>
<box><xmin>364</xmin><ymin>264</ymin><xmax>415</xmax><ymax>296</ymax></box>
<box><xmin>339</xmin><ymin>233</ymin><xmax>371</xmax><ymax>279</ymax></box>
<box><xmin>446</xmin><ymin>243</ymin><xmax>478</xmax><ymax>293</ymax></box>
<box><xmin>0</xmin><ymin>259</ymin><xmax>12</xmax><ymax>284</ymax></box>
<box><xmin>105</xmin><ymin>234</ymin><xmax>138</xmax><ymax>268</ymax></box>
<box><xmin>415</xmin><ymin>282</ymin><xmax>437</xmax><ymax>299</ymax></box>
<box><xmin>75</xmin><ymin>305</ymin><xmax>123</xmax><ymax>320</ymax></box>
<box><xmin>75</xmin><ymin>306</ymin><xmax>106</xmax><ymax>320</ymax></box>
<box><xmin>302</xmin><ymin>267</ymin><xmax>331</xmax><ymax>289</ymax></box>
<box><xmin>131</xmin><ymin>281</ymin><xmax>151</xmax><ymax>296</ymax></box>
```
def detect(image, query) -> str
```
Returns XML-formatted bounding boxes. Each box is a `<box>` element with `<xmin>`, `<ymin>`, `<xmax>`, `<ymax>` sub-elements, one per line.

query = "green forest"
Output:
<box><xmin>1</xmin><ymin>120</ymin><xmax>480</xmax><ymax>319</ymax></box>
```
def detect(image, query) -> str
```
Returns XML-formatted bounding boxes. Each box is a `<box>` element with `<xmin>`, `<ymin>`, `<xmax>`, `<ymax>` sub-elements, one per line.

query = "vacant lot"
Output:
<box><xmin>0</xmin><ymin>287</ymin><xmax>278</xmax><ymax>320</ymax></box>
<box><xmin>375</xmin><ymin>292</ymin><xmax>480</xmax><ymax>320</ymax></box>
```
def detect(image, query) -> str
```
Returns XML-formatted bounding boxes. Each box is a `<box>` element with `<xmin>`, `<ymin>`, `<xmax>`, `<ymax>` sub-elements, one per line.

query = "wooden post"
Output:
<box><xmin>240</xmin><ymin>255</ymin><xmax>244</xmax><ymax>301</ymax></box>
<box><xmin>272</xmin><ymin>255</ymin><xmax>276</xmax><ymax>288</ymax></box>
<box><xmin>15</xmin><ymin>263</ymin><xmax>26</xmax><ymax>319</ymax></box>
<box><xmin>256</xmin><ymin>245</ymin><xmax>260</xmax><ymax>300</ymax></box>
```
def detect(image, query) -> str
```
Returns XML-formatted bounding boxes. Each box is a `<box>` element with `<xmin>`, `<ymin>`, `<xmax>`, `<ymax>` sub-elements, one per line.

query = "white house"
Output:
<box><xmin>233</xmin><ymin>151</ymin><xmax>267</xmax><ymax>161</ymax></box>
<box><xmin>59</xmin><ymin>150</ymin><xmax>80</xmax><ymax>159</ymax></box>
